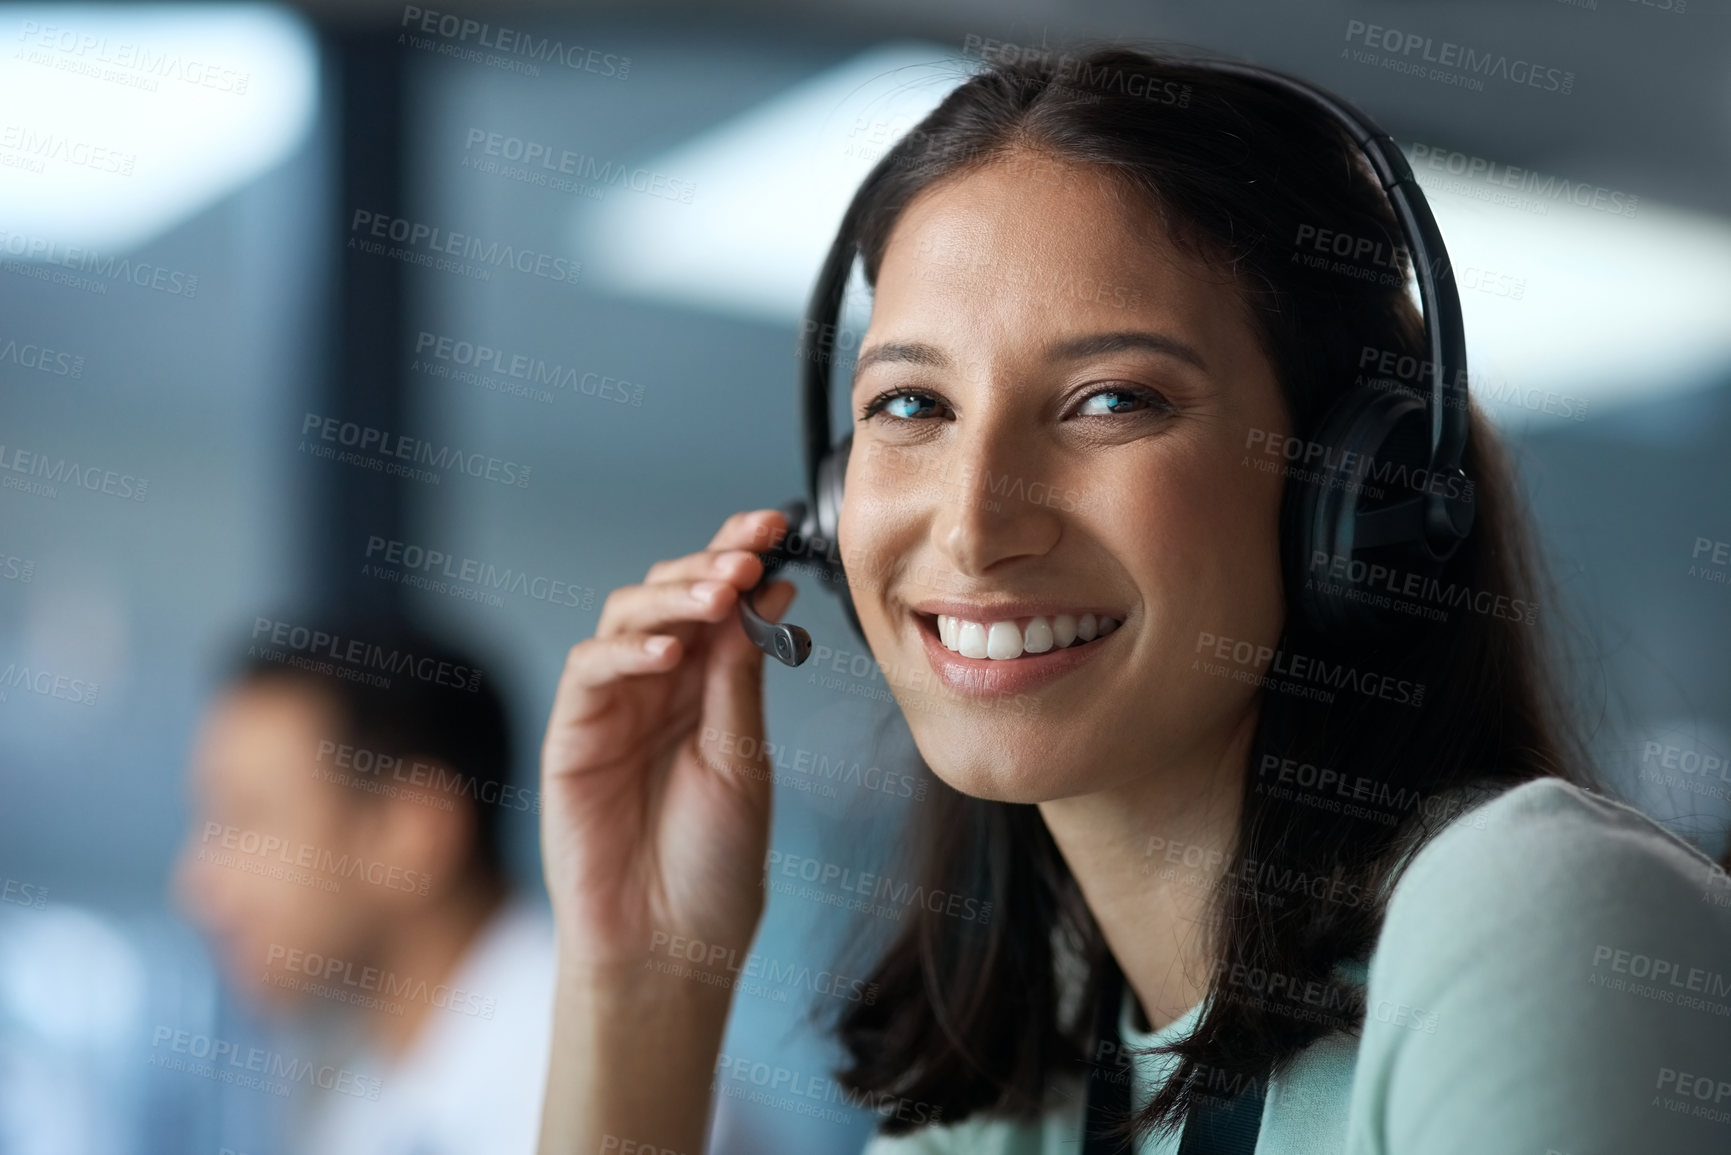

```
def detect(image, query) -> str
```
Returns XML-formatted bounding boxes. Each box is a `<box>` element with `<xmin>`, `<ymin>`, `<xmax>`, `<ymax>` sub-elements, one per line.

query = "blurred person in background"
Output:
<box><xmin>173</xmin><ymin>616</ymin><xmax>553</xmax><ymax>1155</ymax></box>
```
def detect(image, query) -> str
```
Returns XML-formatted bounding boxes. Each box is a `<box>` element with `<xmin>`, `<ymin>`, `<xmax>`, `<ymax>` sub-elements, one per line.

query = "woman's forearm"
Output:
<box><xmin>538</xmin><ymin>960</ymin><xmax>735</xmax><ymax>1155</ymax></box>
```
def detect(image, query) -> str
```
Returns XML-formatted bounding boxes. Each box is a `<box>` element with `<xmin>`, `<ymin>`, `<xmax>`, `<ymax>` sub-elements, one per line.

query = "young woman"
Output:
<box><xmin>535</xmin><ymin>48</ymin><xmax>1731</xmax><ymax>1155</ymax></box>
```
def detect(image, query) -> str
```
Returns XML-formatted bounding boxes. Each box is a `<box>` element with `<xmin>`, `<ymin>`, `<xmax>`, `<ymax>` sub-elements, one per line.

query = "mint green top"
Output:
<box><xmin>860</xmin><ymin>778</ymin><xmax>1731</xmax><ymax>1153</ymax></box>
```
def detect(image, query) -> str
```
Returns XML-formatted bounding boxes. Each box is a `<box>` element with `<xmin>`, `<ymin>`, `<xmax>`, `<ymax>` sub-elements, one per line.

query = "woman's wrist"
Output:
<box><xmin>539</xmin><ymin>955</ymin><xmax>737</xmax><ymax>1155</ymax></box>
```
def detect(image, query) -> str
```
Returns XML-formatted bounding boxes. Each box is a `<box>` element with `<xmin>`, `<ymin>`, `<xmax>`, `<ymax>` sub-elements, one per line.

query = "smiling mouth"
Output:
<box><xmin>916</xmin><ymin>612</ymin><xmax>1121</xmax><ymax>660</ymax></box>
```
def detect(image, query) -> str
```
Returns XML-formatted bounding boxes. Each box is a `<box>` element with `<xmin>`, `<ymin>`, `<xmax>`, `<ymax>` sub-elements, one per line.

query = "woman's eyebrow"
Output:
<box><xmin>853</xmin><ymin>332</ymin><xmax>1209</xmax><ymax>380</ymax></box>
<box><xmin>1048</xmin><ymin>331</ymin><xmax>1209</xmax><ymax>372</ymax></box>
<box><xmin>854</xmin><ymin>341</ymin><xmax>949</xmax><ymax>377</ymax></box>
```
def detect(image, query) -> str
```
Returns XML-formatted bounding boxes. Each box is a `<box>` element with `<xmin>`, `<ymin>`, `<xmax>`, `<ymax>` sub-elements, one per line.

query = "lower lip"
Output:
<box><xmin>915</xmin><ymin>615</ymin><xmax>1118</xmax><ymax>699</ymax></box>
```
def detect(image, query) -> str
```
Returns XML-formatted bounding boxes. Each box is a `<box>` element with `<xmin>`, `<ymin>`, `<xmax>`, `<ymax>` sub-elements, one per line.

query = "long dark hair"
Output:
<box><xmin>825</xmin><ymin>45</ymin><xmax>1596</xmax><ymax>1144</ymax></box>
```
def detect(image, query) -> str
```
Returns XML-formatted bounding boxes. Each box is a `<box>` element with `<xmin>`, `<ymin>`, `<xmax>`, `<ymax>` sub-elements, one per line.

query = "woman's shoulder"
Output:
<box><xmin>1387</xmin><ymin>775</ymin><xmax>1726</xmax><ymax>919</ymax></box>
<box><xmin>1350</xmin><ymin>775</ymin><xmax>1731</xmax><ymax>1153</ymax></box>
<box><xmin>1373</xmin><ymin>774</ymin><xmax>1730</xmax><ymax>984</ymax></box>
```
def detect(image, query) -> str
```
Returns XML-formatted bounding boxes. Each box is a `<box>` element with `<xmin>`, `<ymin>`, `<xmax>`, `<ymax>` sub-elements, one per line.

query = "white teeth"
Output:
<box><xmin>985</xmin><ymin>621</ymin><xmax>1023</xmax><ymax>659</ymax></box>
<box><xmin>1053</xmin><ymin>613</ymin><xmax>1077</xmax><ymax>647</ymax></box>
<box><xmin>934</xmin><ymin>613</ymin><xmax>1122</xmax><ymax>660</ymax></box>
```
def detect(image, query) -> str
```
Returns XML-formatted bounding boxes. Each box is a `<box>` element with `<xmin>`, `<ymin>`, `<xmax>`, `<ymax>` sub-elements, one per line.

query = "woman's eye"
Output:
<box><xmin>1075</xmin><ymin>387</ymin><xmax>1163</xmax><ymax>417</ymax></box>
<box><xmin>860</xmin><ymin>390</ymin><xmax>943</xmax><ymax>422</ymax></box>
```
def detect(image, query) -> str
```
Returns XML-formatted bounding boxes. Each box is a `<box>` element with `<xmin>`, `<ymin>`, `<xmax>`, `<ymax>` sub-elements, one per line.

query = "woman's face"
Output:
<box><xmin>838</xmin><ymin>151</ymin><xmax>1291</xmax><ymax>803</ymax></box>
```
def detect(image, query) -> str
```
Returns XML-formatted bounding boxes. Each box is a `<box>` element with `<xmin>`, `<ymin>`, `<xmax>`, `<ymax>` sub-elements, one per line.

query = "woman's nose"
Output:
<box><xmin>925</xmin><ymin>434</ymin><xmax>1064</xmax><ymax>577</ymax></box>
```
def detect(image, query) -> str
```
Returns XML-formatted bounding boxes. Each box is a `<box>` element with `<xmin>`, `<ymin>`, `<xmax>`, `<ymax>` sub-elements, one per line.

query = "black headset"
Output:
<box><xmin>734</xmin><ymin>54</ymin><xmax>1474</xmax><ymax>1153</ymax></box>
<box><xmin>737</xmin><ymin>55</ymin><xmax>1474</xmax><ymax>670</ymax></box>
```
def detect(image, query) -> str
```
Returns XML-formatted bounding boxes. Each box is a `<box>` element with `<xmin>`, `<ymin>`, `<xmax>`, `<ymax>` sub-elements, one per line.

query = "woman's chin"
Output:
<box><xmin>920</xmin><ymin>745</ymin><xmax>1085</xmax><ymax>804</ymax></box>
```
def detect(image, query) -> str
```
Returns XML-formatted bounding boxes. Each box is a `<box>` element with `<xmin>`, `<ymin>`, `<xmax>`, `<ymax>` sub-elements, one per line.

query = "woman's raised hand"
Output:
<box><xmin>539</xmin><ymin>507</ymin><xmax>797</xmax><ymax>981</ymax></box>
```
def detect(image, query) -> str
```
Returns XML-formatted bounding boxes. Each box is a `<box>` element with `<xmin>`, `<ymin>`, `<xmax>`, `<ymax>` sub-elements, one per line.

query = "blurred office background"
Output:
<box><xmin>1</xmin><ymin>1</ymin><xmax>1729</xmax><ymax>1152</ymax></box>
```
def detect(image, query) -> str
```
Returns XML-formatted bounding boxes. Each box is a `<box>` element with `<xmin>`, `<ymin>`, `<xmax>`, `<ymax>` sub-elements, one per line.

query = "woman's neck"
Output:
<box><xmin>1036</xmin><ymin>708</ymin><xmax>1255</xmax><ymax>1034</ymax></box>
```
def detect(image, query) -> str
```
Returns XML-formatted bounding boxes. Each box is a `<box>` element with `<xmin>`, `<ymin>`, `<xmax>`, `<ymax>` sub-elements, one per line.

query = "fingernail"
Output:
<box><xmin>645</xmin><ymin>637</ymin><xmax>674</xmax><ymax>656</ymax></box>
<box><xmin>691</xmin><ymin>580</ymin><xmax>726</xmax><ymax>602</ymax></box>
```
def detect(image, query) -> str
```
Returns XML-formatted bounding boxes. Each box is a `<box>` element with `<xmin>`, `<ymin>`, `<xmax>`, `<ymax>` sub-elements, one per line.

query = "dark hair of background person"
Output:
<box><xmin>822</xmin><ymin>45</ymin><xmax>1601</xmax><ymax>1146</ymax></box>
<box><xmin>215</xmin><ymin>615</ymin><xmax>516</xmax><ymax>885</ymax></box>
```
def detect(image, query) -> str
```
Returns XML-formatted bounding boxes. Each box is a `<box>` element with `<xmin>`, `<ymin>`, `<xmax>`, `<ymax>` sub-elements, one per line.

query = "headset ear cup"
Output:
<box><xmin>815</xmin><ymin>431</ymin><xmax>849</xmax><ymax>544</ymax></box>
<box><xmin>1287</xmin><ymin>386</ymin><xmax>1438</xmax><ymax>648</ymax></box>
<box><xmin>813</xmin><ymin>433</ymin><xmax>867</xmax><ymax>642</ymax></box>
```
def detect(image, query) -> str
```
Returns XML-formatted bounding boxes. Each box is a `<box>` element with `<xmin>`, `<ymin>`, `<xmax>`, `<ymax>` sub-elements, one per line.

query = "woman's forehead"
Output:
<box><xmin>866</xmin><ymin>159</ymin><xmax>1252</xmax><ymax>365</ymax></box>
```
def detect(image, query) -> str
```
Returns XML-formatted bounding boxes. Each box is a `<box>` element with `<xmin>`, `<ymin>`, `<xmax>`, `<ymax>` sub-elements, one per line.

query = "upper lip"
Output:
<box><xmin>910</xmin><ymin>599</ymin><xmax>1127</xmax><ymax>623</ymax></box>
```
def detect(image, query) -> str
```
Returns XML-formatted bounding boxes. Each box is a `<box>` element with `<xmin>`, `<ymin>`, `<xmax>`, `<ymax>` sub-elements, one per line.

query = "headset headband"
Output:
<box><xmin>798</xmin><ymin>55</ymin><xmax>1472</xmax><ymax>559</ymax></box>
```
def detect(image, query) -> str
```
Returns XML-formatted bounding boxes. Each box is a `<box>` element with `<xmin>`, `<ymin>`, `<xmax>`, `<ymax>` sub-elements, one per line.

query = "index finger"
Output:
<box><xmin>709</xmin><ymin>508</ymin><xmax>791</xmax><ymax>557</ymax></box>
